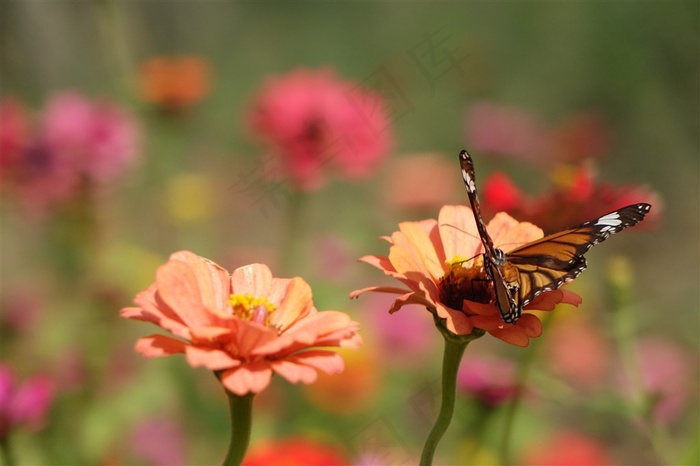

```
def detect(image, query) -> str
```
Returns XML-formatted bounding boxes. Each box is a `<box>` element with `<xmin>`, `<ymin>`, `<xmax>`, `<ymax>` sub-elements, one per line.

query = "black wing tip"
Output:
<box><xmin>459</xmin><ymin>149</ymin><xmax>471</xmax><ymax>161</ymax></box>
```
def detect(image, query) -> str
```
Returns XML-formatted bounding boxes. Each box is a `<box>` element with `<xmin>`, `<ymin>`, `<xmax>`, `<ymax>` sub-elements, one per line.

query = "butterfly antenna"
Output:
<box><xmin>438</xmin><ymin>223</ymin><xmax>482</xmax><ymax>242</ymax></box>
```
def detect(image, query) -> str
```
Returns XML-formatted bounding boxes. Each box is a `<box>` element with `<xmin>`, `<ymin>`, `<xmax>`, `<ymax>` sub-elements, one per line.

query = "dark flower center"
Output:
<box><xmin>438</xmin><ymin>256</ymin><xmax>492</xmax><ymax>312</ymax></box>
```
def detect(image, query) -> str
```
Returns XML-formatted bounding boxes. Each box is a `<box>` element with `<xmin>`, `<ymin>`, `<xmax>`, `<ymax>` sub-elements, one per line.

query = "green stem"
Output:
<box><xmin>222</xmin><ymin>390</ymin><xmax>255</xmax><ymax>466</ymax></box>
<box><xmin>279</xmin><ymin>189</ymin><xmax>306</xmax><ymax>275</ymax></box>
<box><xmin>1</xmin><ymin>436</ymin><xmax>16</xmax><ymax>466</ymax></box>
<box><xmin>611</xmin><ymin>284</ymin><xmax>670</xmax><ymax>464</ymax></box>
<box><xmin>499</xmin><ymin>312</ymin><xmax>553</xmax><ymax>465</ymax></box>
<box><xmin>420</xmin><ymin>321</ymin><xmax>481</xmax><ymax>466</ymax></box>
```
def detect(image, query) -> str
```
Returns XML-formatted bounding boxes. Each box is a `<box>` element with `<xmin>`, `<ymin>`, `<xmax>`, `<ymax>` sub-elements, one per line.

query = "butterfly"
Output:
<box><xmin>459</xmin><ymin>150</ymin><xmax>651</xmax><ymax>324</ymax></box>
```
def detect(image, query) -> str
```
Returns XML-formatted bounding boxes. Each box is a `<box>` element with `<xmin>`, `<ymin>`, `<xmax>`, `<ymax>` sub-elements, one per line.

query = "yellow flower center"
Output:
<box><xmin>439</xmin><ymin>255</ymin><xmax>492</xmax><ymax>311</ymax></box>
<box><xmin>228</xmin><ymin>294</ymin><xmax>277</xmax><ymax>326</ymax></box>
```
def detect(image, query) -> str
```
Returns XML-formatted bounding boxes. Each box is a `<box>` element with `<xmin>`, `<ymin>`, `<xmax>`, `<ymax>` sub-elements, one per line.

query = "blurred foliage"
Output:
<box><xmin>1</xmin><ymin>2</ymin><xmax>698</xmax><ymax>465</ymax></box>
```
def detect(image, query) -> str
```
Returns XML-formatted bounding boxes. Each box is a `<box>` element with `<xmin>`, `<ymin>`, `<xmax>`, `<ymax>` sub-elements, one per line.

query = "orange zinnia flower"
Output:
<box><xmin>139</xmin><ymin>56</ymin><xmax>211</xmax><ymax>112</ymax></box>
<box><xmin>351</xmin><ymin>205</ymin><xmax>582</xmax><ymax>347</ymax></box>
<box><xmin>121</xmin><ymin>251</ymin><xmax>362</xmax><ymax>395</ymax></box>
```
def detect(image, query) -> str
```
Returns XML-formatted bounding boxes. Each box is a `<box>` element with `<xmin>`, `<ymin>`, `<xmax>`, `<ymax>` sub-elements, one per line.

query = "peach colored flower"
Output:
<box><xmin>350</xmin><ymin>205</ymin><xmax>581</xmax><ymax>347</ymax></box>
<box><xmin>121</xmin><ymin>251</ymin><xmax>362</xmax><ymax>395</ymax></box>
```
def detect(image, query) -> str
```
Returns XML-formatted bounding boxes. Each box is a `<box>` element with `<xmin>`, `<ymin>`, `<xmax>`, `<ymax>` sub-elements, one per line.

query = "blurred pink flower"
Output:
<box><xmin>0</xmin><ymin>364</ymin><xmax>54</xmax><ymax>440</ymax></box>
<box><xmin>247</xmin><ymin>68</ymin><xmax>393</xmax><ymax>190</ymax></box>
<box><xmin>481</xmin><ymin>166</ymin><xmax>661</xmax><ymax>234</ymax></box>
<box><xmin>0</xmin><ymin>98</ymin><xmax>29</xmax><ymax>177</ymax></box>
<box><xmin>42</xmin><ymin>92</ymin><xmax>140</xmax><ymax>182</ymax></box>
<box><xmin>466</xmin><ymin>101</ymin><xmax>548</xmax><ymax>162</ymax></box>
<box><xmin>382</xmin><ymin>153</ymin><xmax>462</xmax><ymax>211</ymax></box>
<box><xmin>544</xmin><ymin>317</ymin><xmax>611</xmax><ymax>390</ymax></box>
<box><xmin>130</xmin><ymin>417</ymin><xmax>186</xmax><ymax>466</ymax></box>
<box><xmin>0</xmin><ymin>93</ymin><xmax>140</xmax><ymax>213</ymax></box>
<box><xmin>457</xmin><ymin>357</ymin><xmax>518</xmax><ymax>406</ymax></box>
<box><xmin>361</xmin><ymin>293</ymin><xmax>435</xmax><ymax>365</ymax></box>
<box><xmin>617</xmin><ymin>336</ymin><xmax>697</xmax><ymax>424</ymax></box>
<box><xmin>519</xmin><ymin>430</ymin><xmax>612</xmax><ymax>466</ymax></box>
<box><xmin>121</xmin><ymin>251</ymin><xmax>362</xmax><ymax>395</ymax></box>
<box><xmin>465</xmin><ymin>101</ymin><xmax>608</xmax><ymax>164</ymax></box>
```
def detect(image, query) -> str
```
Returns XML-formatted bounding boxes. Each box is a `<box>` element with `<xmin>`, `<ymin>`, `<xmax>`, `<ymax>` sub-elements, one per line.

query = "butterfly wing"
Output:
<box><xmin>460</xmin><ymin>150</ymin><xmax>521</xmax><ymax>321</ymax></box>
<box><xmin>506</xmin><ymin>203</ymin><xmax>652</xmax><ymax>308</ymax></box>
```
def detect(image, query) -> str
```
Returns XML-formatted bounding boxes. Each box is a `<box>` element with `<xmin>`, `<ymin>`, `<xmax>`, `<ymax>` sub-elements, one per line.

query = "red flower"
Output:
<box><xmin>350</xmin><ymin>205</ymin><xmax>581</xmax><ymax>347</ymax></box>
<box><xmin>243</xmin><ymin>437</ymin><xmax>348</xmax><ymax>466</ymax></box>
<box><xmin>481</xmin><ymin>166</ymin><xmax>661</xmax><ymax>234</ymax></box>
<box><xmin>519</xmin><ymin>431</ymin><xmax>612</xmax><ymax>466</ymax></box>
<box><xmin>247</xmin><ymin>68</ymin><xmax>393</xmax><ymax>190</ymax></box>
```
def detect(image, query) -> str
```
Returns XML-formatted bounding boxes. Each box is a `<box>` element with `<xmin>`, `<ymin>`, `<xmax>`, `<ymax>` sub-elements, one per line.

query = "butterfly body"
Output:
<box><xmin>459</xmin><ymin>150</ymin><xmax>651</xmax><ymax>323</ymax></box>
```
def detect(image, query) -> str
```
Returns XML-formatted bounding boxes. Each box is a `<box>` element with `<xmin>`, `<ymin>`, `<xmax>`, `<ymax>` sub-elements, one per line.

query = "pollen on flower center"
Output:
<box><xmin>228</xmin><ymin>294</ymin><xmax>276</xmax><ymax>326</ymax></box>
<box><xmin>439</xmin><ymin>255</ymin><xmax>492</xmax><ymax>311</ymax></box>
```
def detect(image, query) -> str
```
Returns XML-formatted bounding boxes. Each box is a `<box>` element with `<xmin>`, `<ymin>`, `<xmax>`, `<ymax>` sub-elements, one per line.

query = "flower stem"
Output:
<box><xmin>419</xmin><ymin>330</ymin><xmax>472</xmax><ymax>466</ymax></box>
<box><xmin>499</xmin><ymin>312</ymin><xmax>553</xmax><ymax>465</ymax></box>
<box><xmin>279</xmin><ymin>189</ymin><xmax>306</xmax><ymax>275</ymax></box>
<box><xmin>222</xmin><ymin>390</ymin><xmax>255</xmax><ymax>466</ymax></box>
<box><xmin>1</xmin><ymin>436</ymin><xmax>16</xmax><ymax>466</ymax></box>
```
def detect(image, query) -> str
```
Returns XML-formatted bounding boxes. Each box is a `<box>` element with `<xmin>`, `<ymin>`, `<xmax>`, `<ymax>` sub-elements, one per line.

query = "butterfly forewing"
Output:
<box><xmin>458</xmin><ymin>149</ymin><xmax>651</xmax><ymax>323</ymax></box>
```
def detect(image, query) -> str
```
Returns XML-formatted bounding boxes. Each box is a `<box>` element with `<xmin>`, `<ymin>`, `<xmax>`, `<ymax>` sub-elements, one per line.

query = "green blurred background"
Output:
<box><xmin>1</xmin><ymin>2</ymin><xmax>698</xmax><ymax>465</ymax></box>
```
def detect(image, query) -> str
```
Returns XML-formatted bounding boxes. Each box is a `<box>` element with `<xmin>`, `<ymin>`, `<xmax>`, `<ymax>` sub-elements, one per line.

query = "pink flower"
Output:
<box><xmin>465</xmin><ymin>101</ymin><xmax>608</xmax><ymax>164</ymax></box>
<box><xmin>130</xmin><ymin>417</ymin><xmax>187</xmax><ymax>466</ymax></box>
<box><xmin>350</xmin><ymin>205</ymin><xmax>582</xmax><ymax>347</ymax></box>
<box><xmin>361</xmin><ymin>294</ymin><xmax>435</xmax><ymax>365</ymax></box>
<box><xmin>42</xmin><ymin>92</ymin><xmax>140</xmax><ymax>182</ymax></box>
<box><xmin>247</xmin><ymin>68</ymin><xmax>393</xmax><ymax>190</ymax></box>
<box><xmin>0</xmin><ymin>364</ymin><xmax>54</xmax><ymax>440</ymax></box>
<box><xmin>0</xmin><ymin>98</ymin><xmax>29</xmax><ymax>178</ymax></box>
<box><xmin>121</xmin><ymin>251</ymin><xmax>362</xmax><ymax>395</ymax></box>
<box><xmin>0</xmin><ymin>93</ymin><xmax>140</xmax><ymax>214</ymax></box>
<box><xmin>457</xmin><ymin>357</ymin><xmax>518</xmax><ymax>406</ymax></box>
<box><xmin>381</xmin><ymin>153</ymin><xmax>463</xmax><ymax>211</ymax></box>
<box><xmin>616</xmin><ymin>336</ymin><xmax>697</xmax><ymax>424</ymax></box>
<box><xmin>544</xmin><ymin>316</ymin><xmax>611</xmax><ymax>390</ymax></box>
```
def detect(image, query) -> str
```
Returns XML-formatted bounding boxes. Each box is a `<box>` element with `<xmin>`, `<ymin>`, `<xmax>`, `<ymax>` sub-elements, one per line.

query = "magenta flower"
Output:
<box><xmin>465</xmin><ymin>101</ymin><xmax>608</xmax><ymax>164</ymax></box>
<box><xmin>617</xmin><ymin>337</ymin><xmax>697</xmax><ymax>424</ymax></box>
<box><xmin>130</xmin><ymin>417</ymin><xmax>187</xmax><ymax>466</ymax></box>
<box><xmin>248</xmin><ymin>68</ymin><xmax>393</xmax><ymax>190</ymax></box>
<box><xmin>457</xmin><ymin>357</ymin><xmax>518</xmax><ymax>406</ymax></box>
<box><xmin>42</xmin><ymin>92</ymin><xmax>140</xmax><ymax>182</ymax></box>
<box><xmin>0</xmin><ymin>364</ymin><xmax>54</xmax><ymax>441</ymax></box>
<box><xmin>0</xmin><ymin>93</ymin><xmax>140</xmax><ymax>213</ymax></box>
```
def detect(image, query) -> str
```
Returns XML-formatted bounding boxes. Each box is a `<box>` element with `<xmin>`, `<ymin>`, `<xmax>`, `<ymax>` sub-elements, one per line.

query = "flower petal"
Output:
<box><xmin>184</xmin><ymin>346</ymin><xmax>240</xmax><ymax>370</ymax></box>
<box><xmin>231</xmin><ymin>263</ymin><xmax>273</xmax><ymax>297</ymax></box>
<box><xmin>220</xmin><ymin>362</ymin><xmax>273</xmax><ymax>395</ymax></box>
<box><xmin>349</xmin><ymin>285</ymin><xmax>412</xmax><ymax>300</ymax></box>
<box><xmin>439</xmin><ymin>205</ymin><xmax>482</xmax><ymax>260</ymax></box>
<box><xmin>270</xmin><ymin>277</ymin><xmax>313</xmax><ymax>331</ymax></box>
<box><xmin>271</xmin><ymin>351</ymin><xmax>345</xmax><ymax>384</ymax></box>
<box><xmin>134</xmin><ymin>334</ymin><xmax>188</xmax><ymax>358</ymax></box>
<box><xmin>169</xmin><ymin>251</ymin><xmax>231</xmax><ymax>318</ymax></box>
<box><xmin>488</xmin><ymin>314</ymin><xmax>543</xmax><ymax>347</ymax></box>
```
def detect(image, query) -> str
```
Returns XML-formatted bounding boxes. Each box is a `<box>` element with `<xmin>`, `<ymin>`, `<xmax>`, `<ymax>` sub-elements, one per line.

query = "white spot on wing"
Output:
<box><xmin>596</xmin><ymin>212</ymin><xmax>622</xmax><ymax>227</ymax></box>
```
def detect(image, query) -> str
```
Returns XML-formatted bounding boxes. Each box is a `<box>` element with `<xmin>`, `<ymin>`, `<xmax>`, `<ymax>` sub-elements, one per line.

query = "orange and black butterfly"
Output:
<box><xmin>459</xmin><ymin>150</ymin><xmax>651</xmax><ymax>324</ymax></box>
